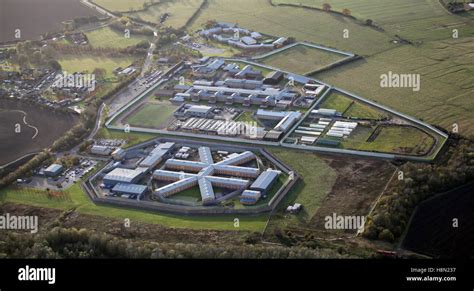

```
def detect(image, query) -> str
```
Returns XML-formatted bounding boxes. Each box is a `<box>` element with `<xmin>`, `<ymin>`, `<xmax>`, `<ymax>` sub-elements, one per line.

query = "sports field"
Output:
<box><xmin>125</xmin><ymin>102</ymin><xmax>177</xmax><ymax>128</ymax></box>
<box><xmin>85</xmin><ymin>26</ymin><xmax>151</xmax><ymax>49</ymax></box>
<box><xmin>258</xmin><ymin>44</ymin><xmax>347</xmax><ymax>75</ymax></box>
<box><xmin>124</xmin><ymin>0</ymin><xmax>204</xmax><ymax>28</ymax></box>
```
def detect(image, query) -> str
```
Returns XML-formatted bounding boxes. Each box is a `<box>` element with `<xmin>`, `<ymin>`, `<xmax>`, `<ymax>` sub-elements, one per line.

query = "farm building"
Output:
<box><xmin>111</xmin><ymin>183</ymin><xmax>148</xmax><ymax>198</ymax></box>
<box><xmin>251</xmin><ymin>169</ymin><xmax>280</xmax><ymax>193</ymax></box>
<box><xmin>103</xmin><ymin>168</ymin><xmax>145</xmax><ymax>187</ymax></box>
<box><xmin>44</xmin><ymin>164</ymin><xmax>63</xmax><ymax>177</ymax></box>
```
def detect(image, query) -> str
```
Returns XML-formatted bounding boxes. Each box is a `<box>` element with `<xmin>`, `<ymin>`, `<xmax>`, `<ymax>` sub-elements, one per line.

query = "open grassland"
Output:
<box><xmin>272</xmin><ymin>0</ymin><xmax>474</xmax><ymax>42</ymax></box>
<box><xmin>320</xmin><ymin>92</ymin><xmax>353</xmax><ymax>113</ymax></box>
<box><xmin>92</xmin><ymin>0</ymin><xmax>150</xmax><ymax>12</ymax></box>
<box><xmin>269</xmin><ymin>149</ymin><xmax>337</xmax><ymax>224</ymax></box>
<box><xmin>0</xmin><ymin>184</ymin><xmax>268</xmax><ymax>232</ymax></box>
<box><xmin>124</xmin><ymin>0</ymin><xmax>204</xmax><ymax>28</ymax></box>
<box><xmin>58</xmin><ymin>54</ymin><xmax>136</xmax><ymax>79</ymax></box>
<box><xmin>95</xmin><ymin>128</ymin><xmax>157</xmax><ymax>148</ymax></box>
<box><xmin>125</xmin><ymin>102</ymin><xmax>176</xmax><ymax>128</ymax></box>
<box><xmin>85</xmin><ymin>26</ymin><xmax>151</xmax><ymax>49</ymax></box>
<box><xmin>189</xmin><ymin>0</ymin><xmax>394</xmax><ymax>56</ymax></box>
<box><xmin>258</xmin><ymin>44</ymin><xmax>346</xmax><ymax>75</ymax></box>
<box><xmin>341</xmin><ymin>125</ymin><xmax>435</xmax><ymax>155</ymax></box>
<box><xmin>320</xmin><ymin>91</ymin><xmax>387</xmax><ymax>119</ymax></box>
<box><xmin>316</xmin><ymin>37</ymin><xmax>474</xmax><ymax>137</ymax></box>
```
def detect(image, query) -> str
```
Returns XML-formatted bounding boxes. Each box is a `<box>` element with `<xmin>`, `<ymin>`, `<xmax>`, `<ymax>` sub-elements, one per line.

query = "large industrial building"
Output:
<box><xmin>103</xmin><ymin>168</ymin><xmax>146</xmax><ymax>187</ymax></box>
<box><xmin>153</xmin><ymin>147</ymin><xmax>261</xmax><ymax>204</ymax></box>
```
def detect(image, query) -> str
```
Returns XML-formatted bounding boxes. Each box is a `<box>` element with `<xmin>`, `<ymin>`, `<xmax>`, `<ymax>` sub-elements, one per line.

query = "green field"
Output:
<box><xmin>319</xmin><ymin>92</ymin><xmax>353</xmax><ymax>113</ymax></box>
<box><xmin>92</xmin><ymin>0</ymin><xmax>150</xmax><ymax>12</ymax></box>
<box><xmin>85</xmin><ymin>26</ymin><xmax>151</xmax><ymax>49</ymax></box>
<box><xmin>189</xmin><ymin>0</ymin><xmax>394</xmax><ymax>56</ymax></box>
<box><xmin>344</xmin><ymin>102</ymin><xmax>387</xmax><ymax>120</ymax></box>
<box><xmin>258</xmin><ymin>44</ymin><xmax>346</xmax><ymax>75</ymax></box>
<box><xmin>320</xmin><ymin>91</ymin><xmax>387</xmax><ymax>119</ymax></box>
<box><xmin>124</xmin><ymin>0</ymin><xmax>204</xmax><ymax>28</ymax></box>
<box><xmin>272</xmin><ymin>0</ymin><xmax>474</xmax><ymax>42</ymax></box>
<box><xmin>0</xmin><ymin>184</ymin><xmax>267</xmax><ymax>232</ymax></box>
<box><xmin>58</xmin><ymin>54</ymin><xmax>136</xmax><ymax>79</ymax></box>
<box><xmin>269</xmin><ymin>149</ymin><xmax>337</xmax><ymax>224</ymax></box>
<box><xmin>315</xmin><ymin>37</ymin><xmax>474</xmax><ymax>137</ymax></box>
<box><xmin>126</xmin><ymin>102</ymin><xmax>177</xmax><ymax>128</ymax></box>
<box><xmin>341</xmin><ymin>125</ymin><xmax>436</xmax><ymax>155</ymax></box>
<box><xmin>95</xmin><ymin>127</ymin><xmax>158</xmax><ymax>148</ymax></box>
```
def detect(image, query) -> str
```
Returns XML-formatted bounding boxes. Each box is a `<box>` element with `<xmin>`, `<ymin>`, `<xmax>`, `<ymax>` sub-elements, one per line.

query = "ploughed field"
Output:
<box><xmin>0</xmin><ymin>0</ymin><xmax>99</xmax><ymax>43</ymax></box>
<box><xmin>0</xmin><ymin>99</ymin><xmax>78</xmax><ymax>166</ymax></box>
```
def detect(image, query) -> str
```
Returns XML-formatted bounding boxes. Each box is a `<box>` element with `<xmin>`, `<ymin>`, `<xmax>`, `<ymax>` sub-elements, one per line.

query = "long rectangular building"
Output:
<box><xmin>103</xmin><ymin>168</ymin><xmax>145</xmax><ymax>187</ymax></box>
<box><xmin>250</xmin><ymin>169</ymin><xmax>280</xmax><ymax>193</ymax></box>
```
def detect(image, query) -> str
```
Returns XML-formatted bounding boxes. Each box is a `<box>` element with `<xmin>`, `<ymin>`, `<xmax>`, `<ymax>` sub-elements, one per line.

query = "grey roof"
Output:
<box><xmin>104</xmin><ymin>168</ymin><xmax>144</xmax><ymax>184</ymax></box>
<box><xmin>198</xmin><ymin>177</ymin><xmax>215</xmax><ymax>201</ymax></box>
<box><xmin>251</xmin><ymin>169</ymin><xmax>280</xmax><ymax>191</ymax></box>
<box><xmin>198</xmin><ymin>147</ymin><xmax>214</xmax><ymax>164</ymax></box>
<box><xmin>215</xmin><ymin>151</ymin><xmax>255</xmax><ymax>166</ymax></box>
<box><xmin>214</xmin><ymin>164</ymin><xmax>260</xmax><ymax>177</ymax></box>
<box><xmin>165</xmin><ymin>159</ymin><xmax>208</xmax><ymax>171</ymax></box>
<box><xmin>153</xmin><ymin>170</ymin><xmax>196</xmax><ymax>181</ymax></box>
<box><xmin>112</xmin><ymin>183</ymin><xmax>147</xmax><ymax>195</ymax></box>
<box><xmin>45</xmin><ymin>163</ymin><xmax>63</xmax><ymax>173</ymax></box>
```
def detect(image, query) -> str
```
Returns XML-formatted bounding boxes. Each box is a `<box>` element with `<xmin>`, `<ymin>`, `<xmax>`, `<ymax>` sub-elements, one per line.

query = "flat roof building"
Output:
<box><xmin>251</xmin><ymin>169</ymin><xmax>280</xmax><ymax>193</ymax></box>
<box><xmin>44</xmin><ymin>164</ymin><xmax>63</xmax><ymax>177</ymax></box>
<box><xmin>111</xmin><ymin>183</ymin><xmax>148</xmax><ymax>198</ymax></box>
<box><xmin>103</xmin><ymin>168</ymin><xmax>145</xmax><ymax>187</ymax></box>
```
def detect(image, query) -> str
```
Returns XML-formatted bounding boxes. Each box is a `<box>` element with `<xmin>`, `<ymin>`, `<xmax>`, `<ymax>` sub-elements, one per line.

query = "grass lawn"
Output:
<box><xmin>124</xmin><ymin>0</ymin><xmax>204</xmax><ymax>28</ymax></box>
<box><xmin>95</xmin><ymin>127</ymin><xmax>157</xmax><ymax>148</ymax></box>
<box><xmin>342</xmin><ymin>125</ymin><xmax>435</xmax><ymax>155</ymax></box>
<box><xmin>321</xmin><ymin>91</ymin><xmax>387</xmax><ymax>120</ymax></box>
<box><xmin>0</xmin><ymin>183</ymin><xmax>268</xmax><ymax>232</ymax></box>
<box><xmin>319</xmin><ymin>92</ymin><xmax>353</xmax><ymax>113</ymax></box>
<box><xmin>170</xmin><ymin>186</ymin><xmax>202</xmax><ymax>203</ymax></box>
<box><xmin>58</xmin><ymin>54</ymin><xmax>136</xmax><ymax>79</ymax></box>
<box><xmin>268</xmin><ymin>149</ymin><xmax>337</xmax><ymax>225</ymax></box>
<box><xmin>125</xmin><ymin>102</ymin><xmax>177</xmax><ymax>128</ymax></box>
<box><xmin>343</xmin><ymin>101</ymin><xmax>387</xmax><ymax>120</ymax></box>
<box><xmin>259</xmin><ymin>44</ymin><xmax>346</xmax><ymax>75</ymax></box>
<box><xmin>85</xmin><ymin>26</ymin><xmax>151</xmax><ymax>49</ymax></box>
